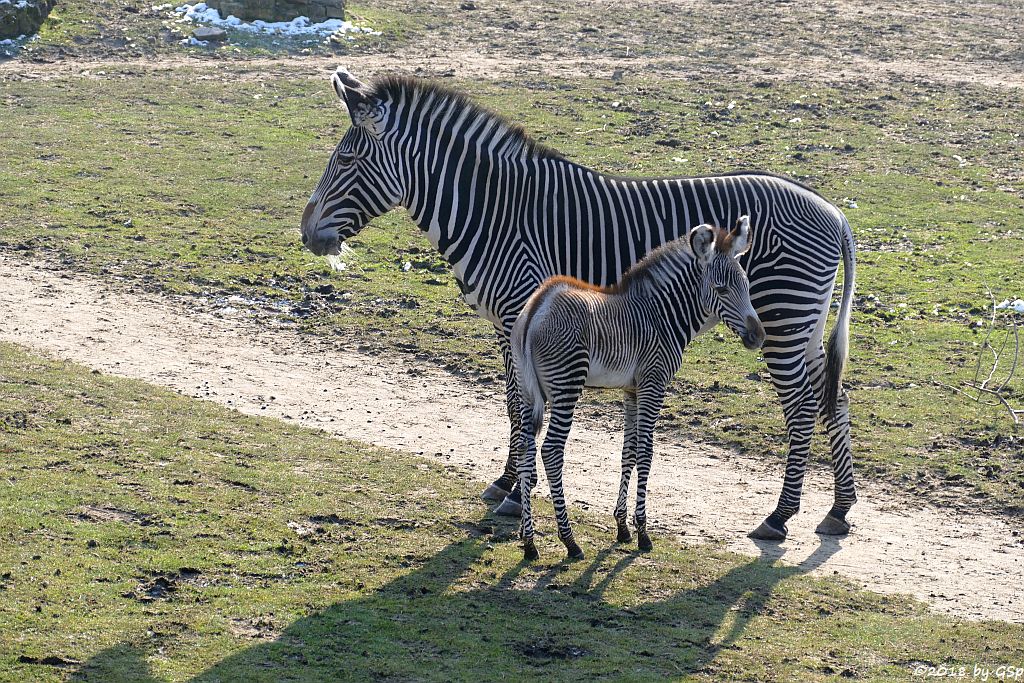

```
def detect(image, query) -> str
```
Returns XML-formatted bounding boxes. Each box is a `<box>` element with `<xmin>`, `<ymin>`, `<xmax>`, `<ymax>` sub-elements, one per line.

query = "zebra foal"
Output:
<box><xmin>512</xmin><ymin>218</ymin><xmax>765</xmax><ymax>561</ymax></box>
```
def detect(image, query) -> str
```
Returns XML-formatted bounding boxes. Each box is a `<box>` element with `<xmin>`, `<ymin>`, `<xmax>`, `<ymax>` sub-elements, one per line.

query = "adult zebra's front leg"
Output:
<box><xmin>480</xmin><ymin>331</ymin><xmax>526</xmax><ymax>517</ymax></box>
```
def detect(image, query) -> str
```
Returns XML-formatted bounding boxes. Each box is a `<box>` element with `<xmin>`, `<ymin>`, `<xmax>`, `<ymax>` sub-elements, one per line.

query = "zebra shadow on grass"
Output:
<box><xmin>73</xmin><ymin>517</ymin><xmax>841</xmax><ymax>681</ymax></box>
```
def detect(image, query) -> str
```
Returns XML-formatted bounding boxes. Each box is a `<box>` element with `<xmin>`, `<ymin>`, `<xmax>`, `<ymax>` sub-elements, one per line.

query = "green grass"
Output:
<box><xmin>2</xmin><ymin>66</ymin><xmax>1022</xmax><ymax>518</ymax></box>
<box><xmin>1</xmin><ymin>341</ymin><xmax>1021</xmax><ymax>681</ymax></box>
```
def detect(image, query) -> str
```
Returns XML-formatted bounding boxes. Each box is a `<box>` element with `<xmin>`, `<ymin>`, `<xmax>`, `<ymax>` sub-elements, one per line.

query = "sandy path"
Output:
<box><xmin>1</xmin><ymin>256</ymin><xmax>1021</xmax><ymax>622</ymax></box>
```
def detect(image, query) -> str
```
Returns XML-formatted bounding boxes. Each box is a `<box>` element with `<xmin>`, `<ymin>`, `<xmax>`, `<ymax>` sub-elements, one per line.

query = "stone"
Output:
<box><xmin>193</xmin><ymin>26</ymin><xmax>227</xmax><ymax>41</ymax></box>
<box><xmin>1</xmin><ymin>0</ymin><xmax>55</xmax><ymax>40</ymax></box>
<box><xmin>204</xmin><ymin>0</ymin><xmax>343</xmax><ymax>23</ymax></box>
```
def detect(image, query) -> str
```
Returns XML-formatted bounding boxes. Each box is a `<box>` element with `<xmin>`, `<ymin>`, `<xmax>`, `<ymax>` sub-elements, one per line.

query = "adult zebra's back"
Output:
<box><xmin>301</xmin><ymin>69</ymin><xmax>857</xmax><ymax>540</ymax></box>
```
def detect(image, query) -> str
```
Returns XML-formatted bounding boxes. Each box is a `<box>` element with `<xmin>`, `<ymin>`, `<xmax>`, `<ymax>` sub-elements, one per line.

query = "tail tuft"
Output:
<box><xmin>511</xmin><ymin>314</ymin><xmax>546</xmax><ymax>436</ymax></box>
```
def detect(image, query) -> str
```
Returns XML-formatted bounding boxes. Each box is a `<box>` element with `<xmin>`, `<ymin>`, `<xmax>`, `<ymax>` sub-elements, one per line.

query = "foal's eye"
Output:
<box><xmin>337</xmin><ymin>152</ymin><xmax>357</xmax><ymax>166</ymax></box>
<box><xmin>714</xmin><ymin>285</ymin><xmax>729</xmax><ymax>295</ymax></box>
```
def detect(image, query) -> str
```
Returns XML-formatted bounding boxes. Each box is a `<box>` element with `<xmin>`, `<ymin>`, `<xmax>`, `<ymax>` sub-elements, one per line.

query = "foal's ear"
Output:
<box><xmin>331</xmin><ymin>67</ymin><xmax>387</xmax><ymax>136</ymax></box>
<box><xmin>729</xmin><ymin>215</ymin><xmax>752</xmax><ymax>257</ymax></box>
<box><xmin>689</xmin><ymin>224</ymin><xmax>716</xmax><ymax>266</ymax></box>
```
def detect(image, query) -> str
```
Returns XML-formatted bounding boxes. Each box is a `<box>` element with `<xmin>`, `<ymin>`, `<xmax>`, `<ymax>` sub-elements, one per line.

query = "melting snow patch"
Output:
<box><xmin>173</xmin><ymin>2</ymin><xmax>378</xmax><ymax>37</ymax></box>
<box><xmin>995</xmin><ymin>298</ymin><xmax>1024</xmax><ymax>314</ymax></box>
<box><xmin>1</xmin><ymin>33</ymin><xmax>30</xmax><ymax>56</ymax></box>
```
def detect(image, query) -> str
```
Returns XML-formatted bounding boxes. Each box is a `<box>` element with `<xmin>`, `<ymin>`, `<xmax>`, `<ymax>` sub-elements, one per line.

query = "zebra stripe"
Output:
<box><xmin>301</xmin><ymin>71</ymin><xmax>858</xmax><ymax>539</ymax></box>
<box><xmin>513</xmin><ymin>220</ymin><xmax>764</xmax><ymax>561</ymax></box>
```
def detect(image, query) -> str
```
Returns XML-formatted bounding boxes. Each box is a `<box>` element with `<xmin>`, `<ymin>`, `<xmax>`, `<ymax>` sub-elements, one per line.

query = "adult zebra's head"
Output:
<box><xmin>301</xmin><ymin>68</ymin><xmax>405</xmax><ymax>256</ymax></box>
<box><xmin>691</xmin><ymin>216</ymin><xmax>765</xmax><ymax>351</ymax></box>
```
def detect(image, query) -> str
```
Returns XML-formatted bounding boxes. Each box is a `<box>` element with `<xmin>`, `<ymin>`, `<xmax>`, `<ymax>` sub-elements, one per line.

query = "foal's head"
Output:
<box><xmin>690</xmin><ymin>216</ymin><xmax>765</xmax><ymax>350</ymax></box>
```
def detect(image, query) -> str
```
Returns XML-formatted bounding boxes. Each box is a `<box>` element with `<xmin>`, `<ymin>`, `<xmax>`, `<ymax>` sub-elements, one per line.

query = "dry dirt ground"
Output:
<box><xmin>3</xmin><ymin>257</ymin><xmax>1022</xmax><ymax>623</ymax></box>
<box><xmin>3</xmin><ymin>0</ymin><xmax>1024</xmax><ymax>88</ymax></box>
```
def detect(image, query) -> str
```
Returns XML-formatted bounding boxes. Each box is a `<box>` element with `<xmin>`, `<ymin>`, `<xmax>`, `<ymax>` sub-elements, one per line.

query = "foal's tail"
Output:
<box><xmin>511</xmin><ymin>312</ymin><xmax>546</xmax><ymax>436</ymax></box>
<box><xmin>823</xmin><ymin>212</ymin><xmax>856</xmax><ymax>418</ymax></box>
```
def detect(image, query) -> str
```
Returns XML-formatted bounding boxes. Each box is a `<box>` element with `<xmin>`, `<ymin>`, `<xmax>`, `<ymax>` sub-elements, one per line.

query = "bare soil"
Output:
<box><xmin>3</xmin><ymin>256</ymin><xmax>1021</xmax><ymax>623</ymax></box>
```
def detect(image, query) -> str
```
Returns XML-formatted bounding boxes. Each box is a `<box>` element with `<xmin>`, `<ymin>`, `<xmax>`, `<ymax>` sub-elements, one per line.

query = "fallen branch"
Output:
<box><xmin>935</xmin><ymin>293</ymin><xmax>1022</xmax><ymax>429</ymax></box>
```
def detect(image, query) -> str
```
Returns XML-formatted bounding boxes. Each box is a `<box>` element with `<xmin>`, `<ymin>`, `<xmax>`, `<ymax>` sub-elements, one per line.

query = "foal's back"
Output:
<box><xmin>521</xmin><ymin>276</ymin><xmax>658</xmax><ymax>391</ymax></box>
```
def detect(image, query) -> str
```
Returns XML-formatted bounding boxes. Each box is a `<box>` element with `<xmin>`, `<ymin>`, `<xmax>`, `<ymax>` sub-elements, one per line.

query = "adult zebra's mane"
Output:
<box><xmin>369</xmin><ymin>76</ymin><xmax>825</xmax><ymax>201</ymax></box>
<box><xmin>369</xmin><ymin>75</ymin><xmax>565</xmax><ymax>161</ymax></box>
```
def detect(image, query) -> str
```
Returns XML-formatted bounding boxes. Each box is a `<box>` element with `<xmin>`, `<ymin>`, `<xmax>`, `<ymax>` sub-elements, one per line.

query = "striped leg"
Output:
<box><xmin>750</xmin><ymin>344</ymin><xmax>817</xmax><ymax>541</ymax></box>
<box><xmin>633</xmin><ymin>385</ymin><xmax>665</xmax><ymax>553</ymax></box>
<box><xmin>485</xmin><ymin>334</ymin><xmax>525</xmax><ymax>516</ymax></box>
<box><xmin>540</xmin><ymin>384</ymin><xmax>585</xmax><ymax>560</ymax></box>
<box><xmin>806</xmin><ymin>343</ymin><xmax>857</xmax><ymax>534</ymax></box>
<box><xmin>518</xmin><ymin>392</ymin><xmax>540</xmax><ymax>561</ymax></box>
<box><xmin>614</xmin><ymin>390</ymin><xmax>638</xmax><ymax>543</ymax></box>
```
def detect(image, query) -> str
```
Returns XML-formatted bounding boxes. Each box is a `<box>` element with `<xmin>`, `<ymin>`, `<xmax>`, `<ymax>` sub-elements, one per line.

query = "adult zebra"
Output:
<box><xmin>301</xmin><ymin>69</ymin><xmax>857</xmax><ymax>540</ymax></box>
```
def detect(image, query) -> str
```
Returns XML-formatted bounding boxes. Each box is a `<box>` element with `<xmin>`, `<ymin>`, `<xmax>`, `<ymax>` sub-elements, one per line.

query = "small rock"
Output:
<box><xmin>459</xmin><ymin>0</ymin><xmax>476</xmax><ymax>8</ymax></box>
<box><xmin>192</xmin><ymin>26</ymin><xmax>227</xmax><ymax>42</ymax></box>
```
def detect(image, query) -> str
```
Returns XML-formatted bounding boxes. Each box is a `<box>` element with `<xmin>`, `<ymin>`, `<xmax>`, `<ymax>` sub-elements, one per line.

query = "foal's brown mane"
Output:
<box><xmin>530</xmin><ymin>224</ymin><xmax>730</xmax><ymax>300</ymax></box>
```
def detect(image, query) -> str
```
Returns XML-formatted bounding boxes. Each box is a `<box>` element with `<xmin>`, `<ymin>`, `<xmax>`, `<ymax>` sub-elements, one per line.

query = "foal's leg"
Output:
<box><xmin>541</xmin><ymin>382</ymin><xmax>586</xmax><ymax>560</ymax></box>
<box><xmin>614</xmin><ymin>389</ymin><xmax>638</xmax><ymax>543</ymax></box>
<box><xmin>633</xmin><ymin>385</ymin><xmax>666</xmax><ymax>552</ymax></box>
<box><xmin>518</xmin><ymin>393</ymin><xmax>541</xmax><ymax>561</ymax></box>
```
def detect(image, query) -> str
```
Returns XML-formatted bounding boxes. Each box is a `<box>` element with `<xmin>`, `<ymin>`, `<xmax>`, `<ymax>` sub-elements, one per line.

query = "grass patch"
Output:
<box><xmin>1</xmin><ymin>67</ymin><xmax>1022</xmax><ymax>517</ymax></box>
<box><xmin>0</xmin><ymin>341</ymin><xmax>1022</xmax><ymax>681</ymax></box>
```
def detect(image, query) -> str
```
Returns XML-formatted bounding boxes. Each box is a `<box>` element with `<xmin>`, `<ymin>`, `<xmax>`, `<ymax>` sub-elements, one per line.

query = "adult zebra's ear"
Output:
<box><xmin>331</xmin><ymin>67</ymin><xmax>387</xmax><ymax>137</ymax></box>
<box><xmin>729</xmin><ymin>215</ymin><xmax>752</xmax><ymax>257</ymax></box>
<box><xmin>689</xmin><ymin>224</ymin><xmax>716</xmax><ymax>266</ymax></box>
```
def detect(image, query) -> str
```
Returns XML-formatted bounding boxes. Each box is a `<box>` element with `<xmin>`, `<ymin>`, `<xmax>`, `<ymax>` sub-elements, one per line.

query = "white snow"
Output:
<box><xmin>173</xmin><ymin>2</ymin><xmax>378</xmax><ymax>37</ymax></box>
<box><xmin>995</xmin><ymin>298</ymin><xmax>1024</xmax><ymax>314</ymax></box>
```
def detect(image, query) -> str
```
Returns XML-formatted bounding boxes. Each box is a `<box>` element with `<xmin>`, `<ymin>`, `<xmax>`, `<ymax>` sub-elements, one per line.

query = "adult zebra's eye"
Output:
<box><xmin>714</xmin><ymin>285</ymin><xmax>729</xmax><ymax>295</ymax></box>
<box><xmin>337</xmin><ymin>152</ymin><xmax>356</xmax><ymax>166</ymax></box>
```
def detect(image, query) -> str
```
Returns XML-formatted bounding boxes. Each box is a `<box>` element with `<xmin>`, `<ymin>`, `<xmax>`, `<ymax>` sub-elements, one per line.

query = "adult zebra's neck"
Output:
<box><xmin>394</xmin><ymin>85</ymin><xmax>548</xmax><ymax>262</ymax></box>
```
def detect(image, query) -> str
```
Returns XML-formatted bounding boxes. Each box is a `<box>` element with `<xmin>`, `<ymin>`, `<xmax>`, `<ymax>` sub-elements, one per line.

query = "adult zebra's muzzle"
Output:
<box><xmin>300</xmin><ymin>201</ymin><xmax>342</xmax><ymax>256</ymax></box>
<box><xmin>741</xmin><ymin>315</ymin><xmax>766</xmax><ymax>350</ymax></box>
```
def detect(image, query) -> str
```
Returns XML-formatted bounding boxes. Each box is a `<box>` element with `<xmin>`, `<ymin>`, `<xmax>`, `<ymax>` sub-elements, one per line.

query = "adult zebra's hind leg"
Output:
<box><xmin>614</xmin><ymin>390</ymin><xmax>638</xmax><ymax>543</ymax></box>
<box><xmin>806</xmin><ymin>343</ymin><xmax>857</xmax><ymax>535</ymax></box>
<box><xmin>750</xmin><ymin>345</ymin><xmax>818</xmax><ymax>541</ymax></box>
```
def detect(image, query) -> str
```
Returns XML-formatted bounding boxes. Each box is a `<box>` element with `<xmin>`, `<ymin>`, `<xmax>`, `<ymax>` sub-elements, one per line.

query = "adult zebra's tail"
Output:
<box><xmin>823</xmin><ymin>213</ymin><xmax>856</xmax><ymax>418</ymax></box>
<box><xmin>511</xmin><ymin>314</ymin><xmax>546</xmax><ymax>436</ymax></box>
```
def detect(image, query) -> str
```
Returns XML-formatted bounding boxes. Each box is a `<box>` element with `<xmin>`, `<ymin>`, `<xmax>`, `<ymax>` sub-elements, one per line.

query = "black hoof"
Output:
<box><xmin>815</xmin><ymin>513</ymin><xmax>851</xmax><ymax>536</ymax></box>
<box><xmin>615</xmin><ymin>523</ymin><xmax>632</xmax><ymax>543</ymax></box>
<box><xmin>523</xmin><ymin>540</ymin><xmax>539</xmax><ymax>561</ymax></box>
<box><xmin>637</xmin><ymin>531</ymin><xmax>653</xmax><ymax>552</ymax></box>
<box><xmin>481</xmin><ymin>482</ymin><xmax>510</xmax><ymax>502</ymax></box>
<box><xmin>564</xmin><ymin>539</ymin><xmax>585</xmax><ymax>561</ymax></box>
<box><xmin>494</xmin><ymin>496</ymin><xmax>522</xmax><ymax>517</ymax></box>
<box><xmin>749</xmin><ymin>519</ymin><xmax>788</xmax><ymax>541</ymax></box>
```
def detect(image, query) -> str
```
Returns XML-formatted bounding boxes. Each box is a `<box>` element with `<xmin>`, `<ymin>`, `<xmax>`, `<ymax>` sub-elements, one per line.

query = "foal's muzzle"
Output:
<box><xmin>741</xmin><ymin>315</ymin><xmax>766</xmax><ymax>350</ymax></box>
